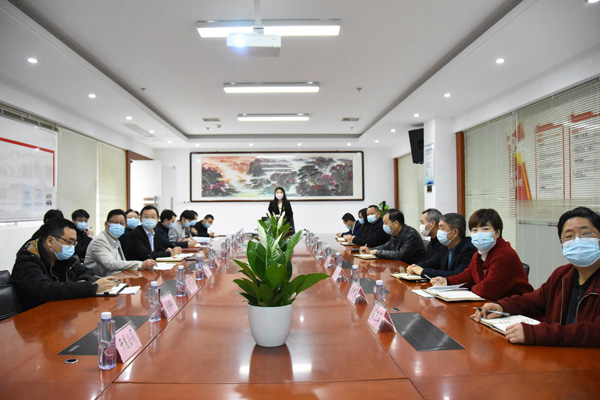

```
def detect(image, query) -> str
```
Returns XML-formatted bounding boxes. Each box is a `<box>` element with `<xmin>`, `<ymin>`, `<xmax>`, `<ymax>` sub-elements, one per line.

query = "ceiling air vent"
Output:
<box><xmin>342</xmin><ymin>117</ymin><xmax>360</xmax><ymax>122</ymax></box>
<box><xmin>202</xmin><ymin>118</ymin><xmax>220</xmax><ymax>122</ymax></box>
<box><xmin>124</xmin><ymin>123</ymin><xmax>156</xmax><ymax>138</ymax></box>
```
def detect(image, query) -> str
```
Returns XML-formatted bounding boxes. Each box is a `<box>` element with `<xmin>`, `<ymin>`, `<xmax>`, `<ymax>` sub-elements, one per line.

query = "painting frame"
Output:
<box><xmin>189</xmin><ymin>151</ymin><xmax>364</xmax><ymax>202</ymax></box>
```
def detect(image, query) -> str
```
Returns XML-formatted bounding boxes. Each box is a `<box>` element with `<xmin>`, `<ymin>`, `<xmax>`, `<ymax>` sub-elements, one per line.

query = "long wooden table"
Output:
<box><xmin>1</xmin><ymin>234</ymin><xmax>599</xmax><ymax>399</ymax></box>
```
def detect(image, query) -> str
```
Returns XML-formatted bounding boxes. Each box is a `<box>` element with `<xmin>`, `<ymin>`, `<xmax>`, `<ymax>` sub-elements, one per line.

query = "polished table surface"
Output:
<box><xmin>2</xmin><ymin>234</ymin><xmax>599</xmax><ymax>399</ymax></box>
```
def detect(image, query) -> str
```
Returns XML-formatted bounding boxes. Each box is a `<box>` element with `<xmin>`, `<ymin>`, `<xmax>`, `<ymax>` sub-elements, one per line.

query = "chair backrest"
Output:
<box><xmin>0</xmin><ymin>270</ymin><xmax>10</xmax><ymax>286</ymax></box>
<box><xmin>422</xmin><ymin>240</ymin><xmax>430</xmax><ymax>251</ymax></box>
<box><xmin>522</xmin><ymin>263</ymin><xmax>530</xmax><ymax>277</ymax></box>
<box><xmin>0</xmin><ymin>285</ymin><xmax>21</xmax><ymax>321</ymax></box>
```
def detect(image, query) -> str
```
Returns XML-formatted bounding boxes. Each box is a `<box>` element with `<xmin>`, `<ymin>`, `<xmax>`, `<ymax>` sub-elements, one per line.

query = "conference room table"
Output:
<box><xmin>1</xmin><ymin>233</ymin><xmax>599</xmax><ymax>399</ymax></box>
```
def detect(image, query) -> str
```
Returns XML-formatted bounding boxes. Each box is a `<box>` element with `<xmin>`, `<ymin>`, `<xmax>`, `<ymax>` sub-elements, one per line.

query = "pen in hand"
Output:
<box><xmin>472</xmin><ymin>307</ymin><xmax>510</xmax><ymax>317</ymax></box>
<box><xmin>423</xmin><ymin>274</ymin><xmax>432</xmax><ymax>281</ymax></box>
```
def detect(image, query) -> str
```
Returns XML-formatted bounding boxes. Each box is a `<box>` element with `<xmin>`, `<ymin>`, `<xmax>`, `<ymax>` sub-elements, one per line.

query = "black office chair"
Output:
<box><xmin>0</xmin><ymin>285</ymin><xmax>21</xmax><ymax>321</ymax></box>
<box><xmin>0</xmin><ymin>270</ymin><xmax>10</xmax><ymax>286</ymax></box>
<box><xmin>522</xmin><ymin>263</ymin><xmax>530</xmax><ymax>277</ymax></box>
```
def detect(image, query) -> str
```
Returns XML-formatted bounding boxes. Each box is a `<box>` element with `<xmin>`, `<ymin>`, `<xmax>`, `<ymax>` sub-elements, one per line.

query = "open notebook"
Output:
<box><xmin>479</xmin><ymin>315</ymin><xmax>540</xmax><ymax>334</ymax></box>
<box><xmin>424</xmin><ymin>284</ymin><xmax>484</xmax><ymax>302</ymax></box>
<box><xmin>156</xmin><ymin>254</ymin><xmax>188</xmax><ymax>262</ymax></box>
<box><xmin>95</xmin><ymin>282</ymin><xmax>128</xmax><ymax>297</ymax></box>
<box><xmin>355</xmin><ymin>253</ymin><xmax>377</xmax><ymax>260</ymax></box>
<box><xmin>391</xmin><ymin>273</ymin><xmax>428</xmax><ymax>282</ymax></box>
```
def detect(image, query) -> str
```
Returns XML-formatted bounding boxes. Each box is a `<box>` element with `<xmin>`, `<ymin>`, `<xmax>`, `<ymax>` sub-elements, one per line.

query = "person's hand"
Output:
<box><xmin>407</xmin><ymin>265</ymin><xmax>422</xmax><ymax>275</ymax></box>
<box><xmin>471</xmin><ymin>303</ymin><xmax>504</xmax><ymax>321</ymax></box>
<box><xmin>430</xmin><ymin>277</ymin><xmax>447</xmax><ymax>286</ymax></box>
<box><xmin>209</xmin><ymin>232</ymin><xmax>215</xmax><ymax>238</ymax></box>
<box><xmin>369</xmin><ymin>249</ymin><xmax>377</xmax><ymax>255</ymax></box>
<box><xmin>190</xmin><ymin>227</ymin><xmax>198</xmax><ymax>235</ymax></box>
<box><xmin>343</xmin><ymin>235</ymin><xmax>353</xmax><ymax>242</ymax></box>
<box><xmin>359</xmin><ymin>246</ymin><xmax>369</xmax><ymax>254</ymax></box>
<box><xmin>188</xmin><ymin>239</ymin><xmax>197</xmax><ymax>247</ymax></box>
<box><xmin>168</xmin><ymin>247</ymin><xmax>183</xmax><ymax>255</ymax></box>
<box><xmin>141</xmin><ymin>259</ymin><xmax>157</xmax><ymax>269</ymax></box>
<box><xmin>95</xmin><ymin>276</ymin><xmax>117</xmax><ymax>292</ymax></box>
<box><xmin>336</xmin><ymin>233</ymin><xmax>342</xmax><ymax>238</ymax></box>
<box><xmin>86</xmin><ymin>228</ymin><xmax>94</xmax><ymax>238</ymax></box>
<box><xmin>505</xmin><ymin>323</ymin><xmax>525</xmax><ymax>344</ymax></box>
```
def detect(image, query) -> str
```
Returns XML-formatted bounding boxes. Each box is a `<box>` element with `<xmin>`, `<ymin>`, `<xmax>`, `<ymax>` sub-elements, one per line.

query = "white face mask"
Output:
<box><xmin>275</xmin><ymin>193</ymin><xmax>284</xmax><ymax>200</ymax></box>
<box><xmin>420</xmin><ymin>223</ymin><xmax>431</xmax><ymax>237</ymax></box>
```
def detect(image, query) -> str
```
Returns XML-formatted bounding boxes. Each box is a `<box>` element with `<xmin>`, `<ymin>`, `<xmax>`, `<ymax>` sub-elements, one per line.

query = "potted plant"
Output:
<box><xmin>233</xmin><ymin>222</ymin><xmax>329</xmax><ymax>347</ymax></box>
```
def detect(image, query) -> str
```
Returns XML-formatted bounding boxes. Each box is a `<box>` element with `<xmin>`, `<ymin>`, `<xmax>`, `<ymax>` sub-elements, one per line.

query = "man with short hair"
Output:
<box><xmin>360</xmin><ymin>209</ymin><xmax>426</xmax><ymax>264</ymax></box>
<box><xmin>157</xmin><ymin>209</ymin><xmax>196</xmax><ymax>248</ymax></box>
<box><xmin>124</xmin><ymin>205</ymin><xmax>182</xmax><ymax>261</ymax></box>
<box><xmin>420</xmin><ymin>208</ymin><xmax>443</xmax><ymax>260</ymax></box>
<box><xmin>351</xmin><ymin>205</ymin><xmax>388</xmax><ymax>247</ymax></box>
<box><xmin>9</xmin><ymin>218</ymin><xmax>117</xmax><ymax>311</ymax></box>
<box><xmin>337</xmin><ymin>213</ymin><xmax>361</xmax><ymax>238</ymax></box>
<box><xmin>169</xmin><ymin>209</ymin><xmax>198</xmax><ymax>244</ymax></box>
<box><xmin>408</xmin><ymin>213</ymin><xmax>477</xmax><ymax>278</ymax></box>
<box><xmin>194</xmin><ymin>214</ymin><xmax>215</xmax><ymax>238</ymax></box>
<box><xmin>84</xmin><ymin>209</ymin><xmax>157</xmax><ymax>276</ymax></box>
<box><xmin>72</xmin><ymin>209</ymin><xmax>94</xmax><ymax>262</ymax></box>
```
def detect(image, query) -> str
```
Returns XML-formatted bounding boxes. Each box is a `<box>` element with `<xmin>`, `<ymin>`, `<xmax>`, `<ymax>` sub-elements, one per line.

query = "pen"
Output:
<box><xmin>472</xmin><ymin>307</ymin><xmax>510</xmax><ymax>317</ymax></box>
<box><xmin>423</xmin><ymin>274</ymin><xmax>432</xmax><ymax>281</ymax></box>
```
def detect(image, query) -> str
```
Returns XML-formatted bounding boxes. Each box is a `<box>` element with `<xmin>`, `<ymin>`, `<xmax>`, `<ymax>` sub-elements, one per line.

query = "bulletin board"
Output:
<box><xmin>0</xmin><ymin>116</ymin><xmax>56</xmax><ymax>222</ymax></box>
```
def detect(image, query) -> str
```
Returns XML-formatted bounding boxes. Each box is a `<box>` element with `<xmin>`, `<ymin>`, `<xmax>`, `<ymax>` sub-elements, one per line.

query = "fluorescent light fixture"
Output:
<box><xmin>237</xmin><ymin>113</ymin><xmax>309</xmax><ymax>122</ymax></box>
<box><xmin>197</xmin><ymin>19</ymin><xmax>340</xmax><ymax>38</ymax></box>
<box><xmin>224</xmin><ymin>82</ymin><xmax>319</xmax><ymax>94</ymax></box>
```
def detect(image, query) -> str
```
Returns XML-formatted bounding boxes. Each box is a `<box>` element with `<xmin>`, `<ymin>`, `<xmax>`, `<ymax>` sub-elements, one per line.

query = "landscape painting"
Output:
<box><xmin>190</xmin><ymin>152</ymin><xmax>364</xmax><ymax>201</ymax></box>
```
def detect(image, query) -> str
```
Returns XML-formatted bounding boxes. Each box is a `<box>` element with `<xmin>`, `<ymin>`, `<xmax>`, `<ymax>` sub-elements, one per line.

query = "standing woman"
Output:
<box><xmin>268</xmin><ymin>187</ymin><xmax>295</xmax><ymax>233</ymax></box>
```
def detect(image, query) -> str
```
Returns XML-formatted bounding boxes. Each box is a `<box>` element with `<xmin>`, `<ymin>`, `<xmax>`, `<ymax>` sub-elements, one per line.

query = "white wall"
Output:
<box><xmin>155</xmin><ymin>148</ymin><xmax>395</xmax><ymax>235</ymax></box>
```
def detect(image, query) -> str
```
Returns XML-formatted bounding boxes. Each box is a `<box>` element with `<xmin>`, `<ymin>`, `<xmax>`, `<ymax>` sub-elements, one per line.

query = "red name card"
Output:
<box><xmin>160</xmin><ymin>293</ymin><xmax>179</xmax><ymax>319</ymax></box>
<box><xmin>115</xmin><ymin>321</ymin><xmax>142</xmax><ymax>363</ymax></box>
<box><xmin>323</xmin><ymin>256</ymin><xmax>332</xmax><ymax>269</ymax></box>
<box><xmin>331</xmin><ymin>266</ymin><xmax>346</xmax><ymax>281</ymax></box>
<box><xmin>367</xmin><ymin>302</ymin><xmax>395</xmax><ymax>333</ymax></box>
<box><xmin>347</xmin><ymin>282</ymin><xmax>368</xmax><ymax>304</ymax></box>
<box><xmin>203</xmin><ymin>264</ymin><xmax>213</xmax><ymax>279</ymax></box>
<box><xmin>185</xmin><ymin>276</ymin><xmax>199</xmax><ymax>295</ymax></box>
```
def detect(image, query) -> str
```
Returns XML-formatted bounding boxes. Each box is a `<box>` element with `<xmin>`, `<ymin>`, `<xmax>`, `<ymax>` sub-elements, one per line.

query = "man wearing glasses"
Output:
<box><xmin>10</xmin><ymin>218</ymin><xmax>117</xmax><ymax>311</ymax></box>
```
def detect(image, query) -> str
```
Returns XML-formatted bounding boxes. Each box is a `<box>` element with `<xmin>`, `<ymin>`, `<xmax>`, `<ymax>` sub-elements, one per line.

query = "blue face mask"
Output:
<box><xmin>183</xmin><ymin>221</ymin><xmax>192</xmax><ymax>228</ymax></box>
<box><xmin>108</xmin><ymin>224</ymin><xmax>125</xmax><ymax>239</ymax></box>
<box><xmin>562</xmin><ymin>237</ymin><xmax>600</xmax><ymax>267</ymax></box>
<box><xmin>51</xmin><ymin>238</ymin><xmax>75</xmax><ymax>260</ymax></box>
<box><xmin>190</xmin><ymin>220</ymin><xmax>197</xmax><ymax>226</ymax></box>
<box><xmin>367</xmin><ymin>214</ymin><xmax>377</xmax><ymax>223</ymax></box>
<box><xmin>471</xmin><ymin>231</ymin><xmax>496</xmax><ymax>253</ymax></box>
<box><xmin>358</xmin><ymin>218</ymin><xmax>364</xmax><ymax>225</ymax></box>
<box><xmin>168</xmin><ymin>222</ymin><xmax>175</xmax><ymax>229</ymax></box>
<box><xmin>127</xmin><ymin>218</ymin><xmax>139</xmax><ymax>229</ymax></box>
<box><xmin>345</xmin><ymin>224</ymin><xmax>351</xmax><ymax>231</ymax></box>
<box><xmin>382</xmin><ymin>224</ymin><xmax>393</xmax><ymax>235</ymax></box>
<box><xmin>142</xmin><ymin>219</ymin><xmax>157</xmax><ymax>230</ymax></box>
<box><xmin>437</xmin><ymin>229</ymin><xmax>454</xmax><ymax>246</ymax></box>
<box><xmin>204</xmin><ymin>222</ymin><xmax>211</xmax><ymax>229</ymax></box>
<box><xmin>76</xmin><ymin>221</ymin><xmax>88</xmax><ymax>231</ymax></box>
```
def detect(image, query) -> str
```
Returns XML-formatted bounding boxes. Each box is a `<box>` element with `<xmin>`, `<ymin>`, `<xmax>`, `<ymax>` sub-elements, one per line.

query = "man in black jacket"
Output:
<box><xmin>9</xmin><ymin>218</ymin><xmax>117</xmax><ymax>311</ymax></box>
<box><xmin>407</xmin><ymin>213</ymin><xmax>477</xmax><ymax>278</ymax></box>
<box><xmin>351</xmin><ymin>205</ymin><xmax>389</xmax><ymax>247</ymax></box>
<box><xmin>124</xmin><ymin>205</ymin><xmax>182</xmax><ymax>261</ymax></box>
<box><xmin>361</xmin><ymin>209</ymin><xmax>426</xmax><ymax>264</ymax></box>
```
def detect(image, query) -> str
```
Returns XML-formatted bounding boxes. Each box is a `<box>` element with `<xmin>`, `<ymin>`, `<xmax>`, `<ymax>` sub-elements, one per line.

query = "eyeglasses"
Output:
<box><xmin>52</xmin><ymin>236</ymin><xmax>77</xmax><ymax>247</ymax></box>
<box><xmin>561</xmin><ymin>231</ymin><xmax>598</xmax><ymax>243</ymax></box>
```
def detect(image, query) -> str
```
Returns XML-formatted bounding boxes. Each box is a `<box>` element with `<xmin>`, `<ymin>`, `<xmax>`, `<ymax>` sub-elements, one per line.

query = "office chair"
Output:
<box><xmin>422</xmin><ymin>240</ymin><xmax>430</xmax><ymax>251</ymax></box>
<box><xmin>0</xmin><ymin>270</ymin><xmax>9</xmax><ymax>285</ymax></box>
<box><xmin>0</xmin><ymin>285</ymin><xmax>21</xmax><ymax>321</ymax></box>
<box><xmin>522</xmin><ymin>263</ymin><xmax>530</xmax><ymax>277</ymax></box>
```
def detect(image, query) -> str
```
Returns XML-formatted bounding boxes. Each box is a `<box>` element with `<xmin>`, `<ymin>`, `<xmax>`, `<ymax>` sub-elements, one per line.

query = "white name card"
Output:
<box><xmin>185</xmin><ymin>276</ymin><xmax>199</xmax><ymax>295</ymax></box>
<box><xmin>347</xmin><ymin>282</ymin><xmax>368</xmax><ymax>304</ymax></box>
<box><xmin>160</xmin><ymin>293</ymin><xmax>179</xmax><ymax>319</ymax></box>
<box><xmin>367</xmin><ymin>302</ymin><xmax>395</xmax><ymax>333</ymax></box>
<box><xmin>115</xmin><ymin>321</ymin><xmax>142</xmax><ymax>363</ymax></box>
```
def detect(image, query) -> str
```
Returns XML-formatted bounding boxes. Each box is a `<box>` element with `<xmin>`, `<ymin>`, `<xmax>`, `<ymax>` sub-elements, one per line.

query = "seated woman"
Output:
<box><xmin>473</xmin><ymin>207</ymin><xmax>600</xmax><ymax>347</ymax></box>
<box><xmin>430</xmin><ymin>208</ymin><xmax>533</xmax><ymax>300</ymax></box>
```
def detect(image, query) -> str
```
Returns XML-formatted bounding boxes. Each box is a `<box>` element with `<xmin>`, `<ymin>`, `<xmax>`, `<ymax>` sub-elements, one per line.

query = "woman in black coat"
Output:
<box><xmin>267</xmin><ymin>187</ymin><xmax>295</xmax><ymax>233</ymax></box>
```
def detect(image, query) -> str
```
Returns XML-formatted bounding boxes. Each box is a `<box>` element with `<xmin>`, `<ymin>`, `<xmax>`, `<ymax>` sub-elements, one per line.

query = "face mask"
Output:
<box><xmin>437</xmin><ymin>229</ymin><xmax>453</xmax><ymax>246</ymax></box>
<box><xmin>420</xmin><ymin>223</ymin><xmax>431</xmax><ymax>237</ymax></box>
<box><xmin>183</xmin><ymin>221</ymin><xmax>191</xmax><ymax>228</ymax></box>
<box><xmin>471</xmin><ymin>231</ymin><xmax>496</xmax><ymax>253</ymax></box>
<box><xmin>204</xmin><ymin>222</ymin><xmax>211</xmax><ymax>229</ymax></box>
<box><xmin>367</xmin><ymin>214</ymin><xmax>377</xmax><ymax>223</ymax></box>
<box><xmin>190</xmin><ymin>220</ymin><xmax>197</xmax><ymax>226</ymax></box>
<box><xmin>275</xmin><ymin>193</ymin><xmax>284</xmax><ymax>200</ymax></box>
<box><xmin>383</xmin><ymin>224</ymin><xmax>393</xmax><ymax>235</ymax></box>
<box><xmin>358</xmin><ymin>218</ymin><xmax>364</xmax><ymax>225</ymax></box>
<box><xmin>108</xmin><ymin>224</ymin><xmax>125</xmax><ymax>239</ymax></box>
<box><xmin>168</xmin><ymin>222</ymin><xmax>175</xmax><ymax>229</ymax></box>
<box><xmin>345</xmin><ymin>224</ymin><xmax>351</xmax><ymax>231</ymax></box>
<box><xmin>127</xmin><ymin>218</ymin><xmax>139</xmax><ymax>229</ymax></box>
<box><xmin>562</xmin><ymin>237</ymin><xmax>600</xmax><ymax>267</ymax></box>
<box><xmin>51</xmin><ymin>238</ymin><xmax>75</xmax><ymax>260</ymax></box>
<box><xmin>142</xmin><ymin>219</ymin><xmax>157</xmax><ymax>230</ymax></box>
<box><xmin>76</xmin><ymin>221</ymin><xmax>88</xmax><ymax>231</ymax></box>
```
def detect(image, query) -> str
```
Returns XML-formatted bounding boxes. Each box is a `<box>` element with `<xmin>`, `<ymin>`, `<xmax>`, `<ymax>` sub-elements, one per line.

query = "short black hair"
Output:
<box><xmin>342</xmin><ymin>213</ymin><xmax>355</xmax><ymax>223</ymax></box>
<box><xmin>441</xmin><ymin>213</ymin><xmax>466</xmax><ymax>238</ymax></box>
<box><xmin>106</xmin><ymin>209</ymin><xmax>126</xmax><ymax>222</ymax></box>
<box><xmin>140</xmin><ymin>205</ymin><xmax>159</xmax><ymax>217</ymax></box>
<box><xmin>125</xmin><ymin>209</ymin><xmax>139</xmax><ymax>217</ymax></box>
<box><xmin>180</xmin><ymin>210</ymin><xmax>196</xmax><ymax>220</ymax></box>
<box><xmin>40</xmin><ymin>218</ymin><xmax>77</xmax><ymax>241</ymax></box>
<box><xmin>160</xmin><ymin>209</ymin><xmax>177</xmax><ymax>223</ymax></box>
<box><xmin>204</xmin><ymin>214</ymin><xmax>214</xmax><ymax>221</ymax></box>
<box><xmin>367</xmin><ymin>205</ymin><xmax>380</xmax><ymax>213</ymax></box>
<box><xmin>43</xmin><ymin>209</ymin><xmax>63</xmax><ymax>223</ymax></box>
<box><xmin>423</xmin><ymin>208</ymin><xmax>442</xmax><ymax>224</ymax></box>
<box><xmin>71</xmin><ymin>209</ymin><xmax>90</xmax><ymax>220</ymax></box>
<box><xmin>557</xmin><ymin>207</ymin><xmax>600</xmax><ymax>239</ymax></box>
<box><xmin>468</xmin><ymin>209</ymin><xmax>503</xmax><ymax>237</ymax></box>
<box><xmin>191</xmin><ymin>210</ymin><xmax>199</xmax><ymax>218</ymax></box>
<box><xmin>385</xmin><ymin>208</ymin><xmax>405</xmax><ymax>226</ymax></box>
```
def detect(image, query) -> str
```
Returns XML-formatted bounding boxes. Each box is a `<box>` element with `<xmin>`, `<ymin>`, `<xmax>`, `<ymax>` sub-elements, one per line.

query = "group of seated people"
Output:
<box><xmin>337</xmin><ymin>205</ymin><xmax>600</xmax><ymax>347</ymax></box>
<box><xmin>9</xmin><ymin>206</ymin><xmax>216</xmax><ymax>312</ymax></box>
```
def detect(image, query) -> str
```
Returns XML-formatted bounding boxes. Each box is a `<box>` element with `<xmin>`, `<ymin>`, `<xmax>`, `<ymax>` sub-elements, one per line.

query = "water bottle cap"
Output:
<box><xmin>178</xmin><ymin>265</ymin><xmax>184</xmax><ymax>270</ymax></box>
<box><xmin>352</xmin><ymin>265</ymin><xmax>358</xmax><ymax>270</ymax></box>
<box><xmin>336</xmin><ymin>252</ymin><xmax>340</xmax><ymax>256</ymax></box>
<box><xmin>376</xmin><ymin>280</ymin><xmax>383</xmax><ymax>285</ymax></box>
<box><xmin>150</xmin><ymin>281</ymin><xmax>158</xmax><ymax>287</ymax></box>
<box><xmin>101</xmin><ymin>312</ymin><xmax>112</xmax><ymax>320</ymax></box>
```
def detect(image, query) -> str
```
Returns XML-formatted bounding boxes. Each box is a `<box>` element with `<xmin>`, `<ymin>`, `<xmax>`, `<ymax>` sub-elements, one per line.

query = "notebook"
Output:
<box><xmin>96</xmin><ymin>282</ymin><xmax>128</xmax><ymax>297</ymax></box>
<box><xmin>355</xmin><ymin>253</ymin><xmax>377</xmax><ymax>260</ymax></box>
<box><xmin>391</xmin><ymin>273</ymin><xmax>428</xmax><ymax>282</ymax></box>
<box><xmin>156</xmin><ymin>254</ymin><xmax>187</xmax><ymax>262</ymax></box>
<box><xmin>424</xmin><ymin>285</ymin><xmax>484</xmax><ymax>302</ymax></box>
<box><xmin>479</xmin><ymin>315</ymin><xmax>540</xmax><ymax>334</ymax></box>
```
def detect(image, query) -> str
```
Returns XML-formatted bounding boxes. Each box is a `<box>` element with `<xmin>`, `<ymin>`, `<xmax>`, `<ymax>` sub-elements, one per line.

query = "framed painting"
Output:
<box><xmin>190</xmin><ymin>151</ymin><xmax>364</xmax><ymax>202</ymax></box>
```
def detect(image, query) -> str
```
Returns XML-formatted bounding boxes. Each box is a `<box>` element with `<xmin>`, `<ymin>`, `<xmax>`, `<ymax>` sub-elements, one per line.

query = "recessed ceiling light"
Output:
<box><xmin>88</xmin><ymin>93</ymin><xmax>96</xmax><ymax>99</ymax></box>
<box><xmin>413</xmin><ymin>113</ymin><xmax>420</xmax><ymax>118</ymax></box>
<box><xmin>249</xmin><ymin>143</ymin><xmax>254</xmax><ymax>147</ymax></box>
<box><xmin>224</xmin><ymin>82</ymin><xmax>319</xmax><ymax>93</ymax></box>
<box><xmin>195</xmin><ymin>143</ymin><xmax>200</xmax><ymax>147</ymax></box>
<box><xmin>27</xmin><ymin>57</ymin><xmax>38</xmax><ymax>64</ymax></box>
<box><xmin>237</xmin><ymin>113</ymin><xmax>309</xmax><ymax>122</ymax></box>
<box><xmin>197</xmin><ymin>20</ymin><xmax>341</xmax><ymax>38</ymax></box>
<box><xmin>167</xmin><ymin>140</ymin><xmax>172</xmax><ymax>144</ymax></box>
<box><xmin>347</xmin><ymin>143</ymin><xmax>351</xmax><ymax>146</ymax></box>
<box><xmin>149</xmin><ymin>130</ymin><xmax>154</xmax><ymax>134</ymax></box>
<box><xmin>390</xmin><ymin>129</ymin><xmax>396</xmax><ymax>133</ymax></box>
<box><xmin>496</xmin><ymin>58</ymin><xmax>505</xmax><ymax>64</ymax></box>
<box><xmin>375</xmin><ymin>139</ymin><xmax>380</xmax><ymax>143</ymax></box>
<box><xmin>444</xmin><ymin>93</ymin><xmax>452</xmax><ymax>98</ymax></box>
<box><xmin>126</xmin><ymin>116</ymin><xmax>133</xmax><ymax>120</ymax></box>
<box><xmin>587</xmin><ymin>0</ymin><xmax>599</xmax><ymax>4</ymax></box>
<box><xmin>297</xmin><ymin>143</ymin><xmax>302</xmax><ymax>146</ymax></box>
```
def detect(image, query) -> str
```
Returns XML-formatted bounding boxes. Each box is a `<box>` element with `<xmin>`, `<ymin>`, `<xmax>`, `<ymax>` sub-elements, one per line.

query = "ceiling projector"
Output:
<box><xmin>227</xmin><ymin>33</ymin><xmax>281</xmax><ymax>57</ymax></box>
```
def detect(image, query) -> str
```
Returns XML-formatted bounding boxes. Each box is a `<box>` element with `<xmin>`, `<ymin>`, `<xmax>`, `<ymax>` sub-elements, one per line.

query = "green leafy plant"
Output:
<box><xmin>233</xmin><ymin>223</ymin><xmax>329</xmax><ymax>307</ymax></box>
<box><xmin>379</xmin><ymin>200</ymin><xmax>390</xmax><ymax>215</ymax></box>
<box><xmin>259</xmin><ymin>212</ymin><xmax>291</xmax><ymax>240</ymax></box>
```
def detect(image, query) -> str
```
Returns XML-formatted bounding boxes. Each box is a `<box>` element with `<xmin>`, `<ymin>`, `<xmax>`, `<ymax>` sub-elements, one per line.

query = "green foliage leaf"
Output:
<box><xmin>265</xmin><ymin>263</ymin><xmax>288</xmax><ymax>291</ymax></box>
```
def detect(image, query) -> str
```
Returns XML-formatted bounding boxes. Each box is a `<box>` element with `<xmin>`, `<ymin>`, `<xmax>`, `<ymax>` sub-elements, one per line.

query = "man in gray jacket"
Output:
<box><xmin>360</xmin><ymin>209</ymin><xmax>426</xmax><ymax>264</ymax></box>
<box><xmin>84</xmin><ymin>209</ymin><xmax>156</xmax><ymax>276</ymax></box>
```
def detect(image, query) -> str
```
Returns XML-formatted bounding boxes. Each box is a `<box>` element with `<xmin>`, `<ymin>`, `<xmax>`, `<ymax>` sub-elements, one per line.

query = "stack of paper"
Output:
<box><xmin>479</xmin><ymin>315</ymin><xmax>540</xmax><ymax>334</ymax></box>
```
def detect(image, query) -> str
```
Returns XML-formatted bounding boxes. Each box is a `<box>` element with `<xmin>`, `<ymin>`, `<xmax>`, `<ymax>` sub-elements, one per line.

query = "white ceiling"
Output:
<box><xmin>1</xmin><ymin>0</ymin><xmax>599</xmax><ymax>150</ymax></box>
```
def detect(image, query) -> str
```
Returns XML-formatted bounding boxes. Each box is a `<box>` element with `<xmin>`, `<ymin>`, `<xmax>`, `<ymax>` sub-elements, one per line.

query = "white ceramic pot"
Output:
<box><xmin>247</xmin><ymin>303</ymin><xmax>293</xmax><ymax>347</ymax></box>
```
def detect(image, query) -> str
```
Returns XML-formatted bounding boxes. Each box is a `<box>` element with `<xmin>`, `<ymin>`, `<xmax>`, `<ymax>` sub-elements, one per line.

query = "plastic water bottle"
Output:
<box><xmin>374</xmin><ymin>280</ymin><xmax>386</xmax><ymax>306</ymax></box>
<box><xmin>351</xmin><ymin>265</ymin><xmax>360</xmax><ymax>284</ymax></box>
<box><xmin>148</xmin><ymin>281</ymin><xmax>161</xmax><ymax>322</ymax></box>
<box><xmin>207</xmin><ymin>248</ymin><xmax>217</xmax><ymax>268</ymax></box>
<box><xmin>98</xmin><ymin>312</ymin><xmax>116</xmax><ymax>370</ymax></box>
<box><xmin>324</xmin><ymin>245</ymin><xmax>332</xmax><ymax>258</ymax></box>
<box><xmin>334</xmin><ymin>252</ymin><xmax>342</xmax><ymax>269</ymax></box>
<box><xmin>195</xmin><ymin>253</ymin><xmax>204</xmax><ymax>280</ymax></box>
<box><xmin>176</xmin><ymin>265</ymin><xmax>186</xmax><ymax>297</ymax></box>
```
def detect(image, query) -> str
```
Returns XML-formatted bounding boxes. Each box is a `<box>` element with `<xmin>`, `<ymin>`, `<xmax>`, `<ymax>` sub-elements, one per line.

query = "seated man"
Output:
<box><xmin>84</xmin><ymin>209</ymin><xmax>156</xmax><ymax>276</ymax></box>
<box><xmin>124</xmin><ymin>205</ymin><xmax>182</xmax><ymax>261</ymax></box>
<box><xmin>408</xmin><ymin>213</ymin><xmax>477</xmax><ymax>278</ymax></box>
<box><xmin>9</xmin><ymin>218</ymin><xmax>117</xmax><ymax>311</ymax></box>
<box><xmin>360</xmin><ymin>209</ymin><xmax>426</xmax><ymax>264</ymax></box>
<box><xmin>72</xmin><ymin>209</ymin><xmax>94</xmax><ymax>262</ymax></box>
<box><xmin>168</xmin><ymin>209</ymin><xmax>198</xmax><ymax>244</ymax></box>
<box><xmin>337</xmin><ymin>213</ymin><xmax>361</xmax><ymax>238</ymax></box>
<box><xmin>157</xmin><ymin>209</ymin><xmax>196</xmax><ymax>248</ymax></box>
<box><xmin>194</xmin><ymin>214</ymin><xmax>215</xmax><ymax>238</ymax></box>
<box><xmin>473</xmin><ymin>207</ymin><xmax>600</xmax><ymax>347</ymax></box>
<box><xmin>30</xmin><ymin>209</ymin><xmax>64</xmax><ymax>240</ymax></box>
<box><xmin>351</xmin><ymin>205</ymin><xmax>389</xmax><ymax>247</ymax></box>
<box><xmin>420</xmin><ymin>208</ymin><xmax>444</xmax><ymax>260</ymax></box>
<box><xmin>187</xmin><ymin>210</ymin><xmax>199</xmax><ymax>237</ymax></box>
<box><xmin>344</xmin><ymin>208</ymin><xmax>367</xmax><ymax>243</ymax></box>
<box><xmin>119</xmin><ymin>209</ymin><xmax>139</xmax><ymax>252</ymax></box>
<box><xmin>431</xmin><ymin>208</ymin><xmax>533</xmax><ymax>300</ymax></box>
